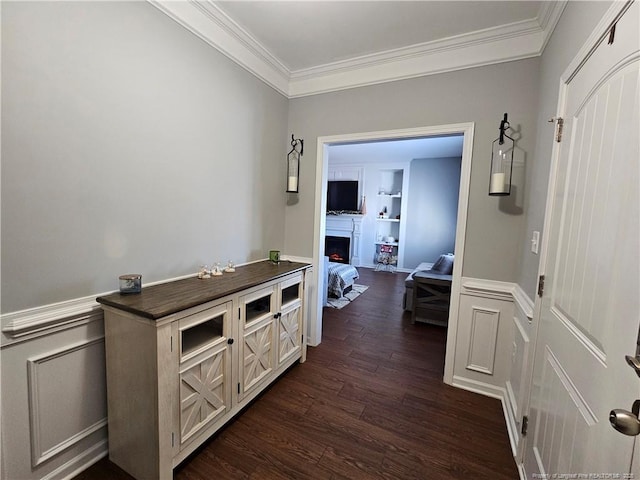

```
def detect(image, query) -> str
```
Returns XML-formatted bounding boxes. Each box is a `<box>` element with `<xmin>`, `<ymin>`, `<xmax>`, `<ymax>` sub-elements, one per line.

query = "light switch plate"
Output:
<box><xmin>531</xmin><ymin>231</ymin><xmax>540</xmax><ymax>254</ymax></box>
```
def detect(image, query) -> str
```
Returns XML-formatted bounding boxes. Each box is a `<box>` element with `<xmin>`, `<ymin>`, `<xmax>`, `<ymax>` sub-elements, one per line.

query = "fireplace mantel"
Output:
<box><xmin>325</xmin><ymin>214</ymin><xmax>363</xmax><ymax>266</ymax></box>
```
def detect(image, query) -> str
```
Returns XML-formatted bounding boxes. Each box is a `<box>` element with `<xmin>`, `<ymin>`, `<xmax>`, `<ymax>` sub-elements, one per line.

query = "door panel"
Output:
<box><xmin>524</xmin><ymin>2</ymin><xmax>639</xmax><ymax>476</ymax></box>
<box><xmin>278</xmin><ymin>304</ymin><xmax>301</xmax><ymax>365</ymax></box>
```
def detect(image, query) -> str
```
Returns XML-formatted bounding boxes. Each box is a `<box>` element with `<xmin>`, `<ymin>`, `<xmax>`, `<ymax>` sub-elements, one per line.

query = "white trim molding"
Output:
<box><xmin>462</xmin><ymin>277</ymin><xmax>534</xmax><ymax>320</ymax></box>
<box><xmin>148</xmin><ymin>0</ymin><xmax>568</xmax><ymax>98</ymax></box>
<box><xmin>1</xmin><ymin>271</ymin><xmax>198</xmax><ymax>345</ymax></box>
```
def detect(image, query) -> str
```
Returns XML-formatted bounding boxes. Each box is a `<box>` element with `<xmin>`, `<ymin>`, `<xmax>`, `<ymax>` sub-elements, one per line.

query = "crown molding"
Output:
<box><xmin>148</xmin><ymin>0</ymin><xmax>290</xmax><ymax>96</ymax></box>
<box><xmin>149</xmin><ymin>0</ymin><xmax>567</xmax><ymax>98</ymax></box>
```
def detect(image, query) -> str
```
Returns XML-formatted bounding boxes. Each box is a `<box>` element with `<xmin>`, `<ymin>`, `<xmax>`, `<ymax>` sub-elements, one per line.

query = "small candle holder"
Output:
<box><xmin>119</xmin><ymin>274</ymin><xmax>142</xmax><ymax>294</ymax></box>
<box><xmin>198</xmin><ymin>265</ymin><xmax>211</xmax><ymax>279</ymax></box>
<box><xmin>224</xmin><ymin>260</ymin><xmax>236</xmax><ymax>273</ymax></box>
<box><xmin>211</xmin><ymin>262</ymin><xmax>223</xmax><ymax>276</ymax></box>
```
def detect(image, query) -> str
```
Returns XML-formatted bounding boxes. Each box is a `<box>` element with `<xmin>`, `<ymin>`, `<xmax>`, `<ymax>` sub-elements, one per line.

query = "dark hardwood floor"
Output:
<box><xmin>75</xmin><ymin>267</ymin><xmax>518</xmax><ymax>480</ymax></box>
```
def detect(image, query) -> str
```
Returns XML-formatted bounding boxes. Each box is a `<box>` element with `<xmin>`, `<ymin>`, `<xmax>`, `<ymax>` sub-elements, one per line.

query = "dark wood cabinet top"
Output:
<box><xmin>96</xmin><ymin>260</ymin><xmax>310</xmax><ymax>320</ymax></box>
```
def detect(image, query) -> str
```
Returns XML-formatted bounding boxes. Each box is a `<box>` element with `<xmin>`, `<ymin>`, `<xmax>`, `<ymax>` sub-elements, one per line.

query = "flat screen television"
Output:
<box><xmin>327</xmin><ymin>180</ymin><xmax>359</xmax><ymax>212</ymax></box>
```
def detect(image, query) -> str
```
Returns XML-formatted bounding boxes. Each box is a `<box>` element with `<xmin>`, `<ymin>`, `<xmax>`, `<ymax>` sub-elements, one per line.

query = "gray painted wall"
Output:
<box><xmin>286</xmin><ymin>58</ymin><xmax>540</xmax><ymax>284</ymax></box>
<box><xmin>1</xmin><ymin>1</ymin><xmax>613</xmax><ymax>312</ymax></box>
<box><xmin>514</xmin><ymin>0</ymin><xmax>614</xmax><ymax>299</ymax></box>
<box><xmin>1</xmin><ymin>2</ymin><xmax>289</xmax><ymax>313</ymax></box>
<box><xmin>404</xmin><ymin>157</ymin><xmax>461</xmax><ymax>269</ymax></box>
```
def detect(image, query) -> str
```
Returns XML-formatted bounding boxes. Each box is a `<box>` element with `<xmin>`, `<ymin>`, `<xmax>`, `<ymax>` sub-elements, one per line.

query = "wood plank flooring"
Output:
<box><xmin>75</xmin><ymin>267</ymin><xmax>518</xmax><ymax>480</ymax></box>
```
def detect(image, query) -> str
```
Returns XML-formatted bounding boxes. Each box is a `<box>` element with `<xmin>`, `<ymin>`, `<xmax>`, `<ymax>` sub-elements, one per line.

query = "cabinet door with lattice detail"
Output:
<box><xmin>278</xmin><ymin>274</ymin><xmax>303</xmax><ymax>366</ymax></box>
<box><xmin>240</xmin><ymin>320</ymin><xmax>274</xmax><ymax>399</ymax></box>
<box><xmin>278</xmin><ymin>304</ymin><xmax>301</xmax><ymax>365</ymax></box>
<box><xmin>177</xmin><ymin>301</ymin><xmax>232</xmax><ymax>446</ymax></box>
<box><xmin>239</xmin><ymin>285</ymin><xmax>276</xmax><ymax>400</ymax></box>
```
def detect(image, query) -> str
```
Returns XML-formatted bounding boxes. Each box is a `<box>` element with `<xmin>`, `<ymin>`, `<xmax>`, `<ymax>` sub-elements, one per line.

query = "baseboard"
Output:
<box><xmin>43</xmin><ymin>439</ymin><xmax>108</xmax><ymax>480</ymax></box>
<box><xmin>502</xmin><ymin>382</ymin><xmax>520</xmax><ymax>457</ymax></box>
<box><xmin>451</xmin><ymin>375</ymin><xmax>505</xmax><ymax>400</ymax></box>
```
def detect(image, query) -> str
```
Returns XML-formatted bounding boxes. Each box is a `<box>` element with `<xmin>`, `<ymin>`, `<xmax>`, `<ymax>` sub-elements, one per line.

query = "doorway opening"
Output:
<box><xmin>309</xmin><ymin>123</ymin><xmax>475</xmax><ymax>385</ymax></box>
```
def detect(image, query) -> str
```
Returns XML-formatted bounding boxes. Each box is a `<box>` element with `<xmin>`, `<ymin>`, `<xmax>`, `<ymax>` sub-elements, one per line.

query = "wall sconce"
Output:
<box><xmin>489</xmin><ymin>113</ymin><xmax>514</xmax><ymax>196</ymax></box>
<box><xmin>286</xmin><ymin>134</ymin><xmax>304</xmax><ymax>193</ymax></box>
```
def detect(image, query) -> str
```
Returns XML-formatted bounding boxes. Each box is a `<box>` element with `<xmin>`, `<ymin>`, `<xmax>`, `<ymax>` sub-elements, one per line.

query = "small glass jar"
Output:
<box><xmin>119</xmin><ymin>274</ymin><xmax>142</xmax><ymax>294</ymax></box>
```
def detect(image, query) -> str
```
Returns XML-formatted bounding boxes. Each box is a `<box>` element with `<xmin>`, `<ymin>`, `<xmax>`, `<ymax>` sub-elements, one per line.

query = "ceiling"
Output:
<box><xmin>152</xmin><ymin>1</ymin><xmax>567</xmax><ymax>97</ymax></box>
<box><xmin>215</xmin><ymin>1</ymin><xmax>543</xmax><ymax>72</ymax></box>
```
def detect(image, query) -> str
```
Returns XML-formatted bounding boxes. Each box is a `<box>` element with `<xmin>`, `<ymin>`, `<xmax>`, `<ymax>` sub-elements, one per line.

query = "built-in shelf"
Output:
<box><xmin>375</xmin><ymin>168</ymin><xmax>405</xmax><ymax>271</ymax></box>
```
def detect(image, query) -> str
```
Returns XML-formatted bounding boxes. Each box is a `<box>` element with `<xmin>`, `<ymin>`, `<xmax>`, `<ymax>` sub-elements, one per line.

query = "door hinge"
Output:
<box><xmin>555</xmin><ymin>117</ymin><xmax>564</xmax><ymax>142</ymax></box>
<box><xmin>538</xmin><ymin>275</ymin><xmax>545</xmax><ymax>298</ymax></box>
<box><xmin>237</xmin><ymin>383</ymin><xmax>240</xmax><ymax>394</ymax></box>
<box><xmin>521</xmin><ymin>415</ymin><xmax>529</xmax><ymax>436</ymax></box>
<box><xmin>170</xmin><ymin>336</ymin><xmax>173</xmax><ymax>352</ymax></box>
<box><xmin>172</xmin><ymin>432</ymin><xmax>175</xmax><ymax>447</ymax></box>
<box><xmin>238</xmin><ymin>307</ymin><xmax>241</xmax><ymax>320</ymax></box>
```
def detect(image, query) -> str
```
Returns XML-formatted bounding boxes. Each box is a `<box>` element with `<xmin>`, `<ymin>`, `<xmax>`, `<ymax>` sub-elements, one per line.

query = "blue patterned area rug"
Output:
<box><xmin>327</xmin><ymin>284</ymin><xmax>369</xmax><ymax>309</ymax></box>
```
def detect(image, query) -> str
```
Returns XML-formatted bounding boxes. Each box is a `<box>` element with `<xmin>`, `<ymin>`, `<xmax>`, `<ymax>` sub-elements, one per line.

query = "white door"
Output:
<box><xmin>523</xmin><ymin>2</ymin><xmax>639</xmax><ymax>477</ymax></box>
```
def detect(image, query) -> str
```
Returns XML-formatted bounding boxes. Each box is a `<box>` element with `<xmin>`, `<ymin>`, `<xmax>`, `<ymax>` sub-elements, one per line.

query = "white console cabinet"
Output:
<box><xmin>97</xmin><ymin>261</ymin><xmax>309</xmax><ymax>480</ymax></box>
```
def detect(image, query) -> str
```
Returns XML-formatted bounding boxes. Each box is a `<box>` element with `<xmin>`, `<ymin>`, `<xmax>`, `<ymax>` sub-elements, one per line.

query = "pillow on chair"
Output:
<box><xmin>431</xmin><ymin>253</ymin><xmax>454</xmax><ymax>275</ymax></box>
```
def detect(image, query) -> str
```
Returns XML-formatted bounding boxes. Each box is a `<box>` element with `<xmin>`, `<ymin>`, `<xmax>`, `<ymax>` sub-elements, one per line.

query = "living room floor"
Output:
<box><xmin>76</xmin><ymin>267</ymin><xmax>518</xmax><ymax>479</ymax></box>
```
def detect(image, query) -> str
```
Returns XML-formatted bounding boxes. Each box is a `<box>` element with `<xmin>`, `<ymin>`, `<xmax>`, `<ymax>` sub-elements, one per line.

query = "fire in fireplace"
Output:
<box><xmin>325</xmin><ymin>236</ymin><xmax>351</xmax><ymax>264</ymax></box>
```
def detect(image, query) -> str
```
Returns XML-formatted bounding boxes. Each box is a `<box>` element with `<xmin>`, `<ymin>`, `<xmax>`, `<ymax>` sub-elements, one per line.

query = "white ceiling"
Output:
<box><xmin>215</xmin><ymin>1</ymin><xmax>543</xmax><ymax>71</ymax></box>
<box><xmin>328</xmin><ymin>135</ymin><xmax>465</xmax><ymax>164</ymax></box>
<box><xmin>152</xmin><ymin>1</ymin><xmax>566</xmax><ymax>96</ymax></box>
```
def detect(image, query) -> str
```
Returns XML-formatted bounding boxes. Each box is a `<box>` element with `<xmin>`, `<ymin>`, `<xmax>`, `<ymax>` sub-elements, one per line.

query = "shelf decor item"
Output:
<box><xmin>489</xmin><ymin>113</ymin><xmax>514</xmax><ymax>196</ymax></box>
<box><xmin>286</xmin><ymin>134</ymin><xmax>304</xmax><ymax>193</ymax></box>
<box><xmin>269</xmin><ymin>250</ymin><xmax>281</xmax><ymax>263</ymax></box>
<box><xmin>119</xmin><ymin>274</ymin><xmax>142</xmax><ymax>294</ymax></box>
<box><xmin>211</xmin><ymin>262</ymin><xmax>223</xmax><ymax>276</ymax></box>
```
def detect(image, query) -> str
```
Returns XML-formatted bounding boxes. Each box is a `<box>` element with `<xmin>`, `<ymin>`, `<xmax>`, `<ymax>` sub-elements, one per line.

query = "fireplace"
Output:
<box><xmin>325</xmin><ymin>236</ymin><xmax>351</xmax><ymax>264</ymax></box>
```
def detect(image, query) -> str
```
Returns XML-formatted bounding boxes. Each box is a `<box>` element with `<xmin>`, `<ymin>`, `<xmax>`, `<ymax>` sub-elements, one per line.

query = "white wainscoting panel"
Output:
<box><xmin>466</xmin><ymin>306</ymin><xmax>500</xmax><ymax>375</ymax></box>
<box><xmin>453</xmin><ymin>278</ymin><xmax>516</xmax><ymax>406</ymax></box>
<box><xmin>27</xmin><ymin>337</ymin><xmax>107</xmax><ymax>467</ymax></box>
<box><xmin>1</xmin><ymin>311</ymin><xmax>108</xmax><ymax>480</ymax></box>
<box><xmin>504</xmin><ymin>286</ymin><xmax>534</xmax><ymax>458</ymax></box>
<box><xmin>454</xmin><ymin>278</ymin><xmax>535</xmax><ymax>466</ymax></box>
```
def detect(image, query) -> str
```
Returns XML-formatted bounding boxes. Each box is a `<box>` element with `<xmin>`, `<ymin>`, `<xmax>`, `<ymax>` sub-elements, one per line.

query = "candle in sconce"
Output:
<box><xmin>287</xmin><ymin>176</ymin><xmax>298</xmax><ymax>191</ymax></box>
<box><xmin>490</xmin><ymin>172</ymin><xmax>507</xmax><ymax>194</ymax></box>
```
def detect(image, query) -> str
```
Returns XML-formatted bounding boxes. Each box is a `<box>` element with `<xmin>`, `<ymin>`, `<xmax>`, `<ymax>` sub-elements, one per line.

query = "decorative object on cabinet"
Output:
<box><xmin>211</xmin><ymin>262</ymin><xmax>223</xmax><ymax>276</ymax></box>
<box><xmin>96</xmin><ymin>261</ymin><xmax>310</xmax><ymax>480</ymax></box>
<box><xmin>269</xmin><ymin>250</ymin><xmax>280</xmax><ymax>263</ymax></box>
<box><xmin>489</xmin><ymin>113</ymin><xmax>514</xmax><ymax>196</ymax></box>
<box><xmin>286</xmin><ymin>134</ymin><xmax>304</xmax><ymax>193</ymax></box>
<box><xmin>119</xmin><ymin>274</ymin><xmax>142</xmax><ymax>294</ymax></box>
<box><xmin>224</xmin><ymin>260</ymin><xmax>235</xmax><ymax>272</ymax></box>
<box><xmin>198</xmin><ymin>265</ymin><xmax>210</xmax><ymax>279</ymax></box>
